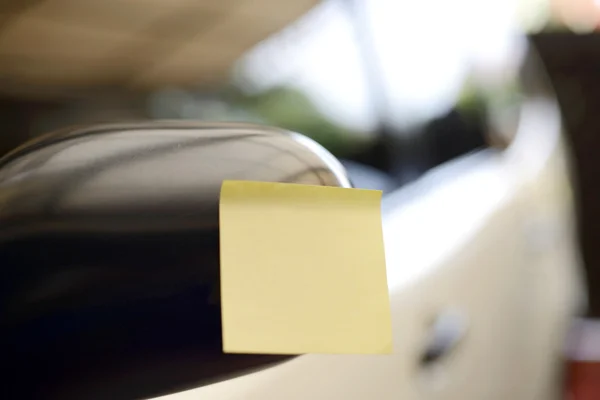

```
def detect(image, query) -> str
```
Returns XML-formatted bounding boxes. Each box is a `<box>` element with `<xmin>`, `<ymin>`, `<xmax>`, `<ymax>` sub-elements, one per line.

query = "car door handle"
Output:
<box><xmin>420</xmin><ymin>310</ymin><xmax>468</xmax><ymax>366</ymax></box>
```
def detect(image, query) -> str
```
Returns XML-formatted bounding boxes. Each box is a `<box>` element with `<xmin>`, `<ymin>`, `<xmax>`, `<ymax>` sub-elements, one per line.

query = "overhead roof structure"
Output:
<box><xmin>0</xmin><ymin>0</ymin><xmax>318</xmax><ymax>95</ymax></box>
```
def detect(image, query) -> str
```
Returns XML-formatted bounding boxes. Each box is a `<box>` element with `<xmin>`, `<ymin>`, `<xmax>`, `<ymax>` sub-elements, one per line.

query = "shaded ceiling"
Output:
<box><xmin>0</xmin><ymin>0</ymin><xmax>318</xmax><ymax>94</ymax></box>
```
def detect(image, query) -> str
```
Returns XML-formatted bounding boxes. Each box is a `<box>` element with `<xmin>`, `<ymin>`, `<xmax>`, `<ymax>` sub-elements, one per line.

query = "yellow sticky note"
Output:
<box><xmin>219</xmin><ymin>180</ymin><xmax>392</xmax><ymax>355</ymax></box>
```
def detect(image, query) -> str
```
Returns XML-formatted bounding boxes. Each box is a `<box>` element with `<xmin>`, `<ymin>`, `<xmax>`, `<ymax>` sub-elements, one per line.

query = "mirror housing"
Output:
<box><xmin>0</xmin><ymin>122</ymin><xmax>350</xmax><ymax>399</ymax></box>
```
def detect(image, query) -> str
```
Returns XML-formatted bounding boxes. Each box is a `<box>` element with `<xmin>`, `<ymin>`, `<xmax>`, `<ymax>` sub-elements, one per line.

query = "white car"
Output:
<box><xmin>155</xmin><ymin>44</ymin><xmax>586</xmax><ymax>400</ymax></box>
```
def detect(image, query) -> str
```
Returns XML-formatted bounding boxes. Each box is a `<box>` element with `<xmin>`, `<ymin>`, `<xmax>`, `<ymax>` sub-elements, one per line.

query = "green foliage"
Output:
<box><xmin>228</xmin><ymin>86</ymin><xmax>370</xmax><ymax>157</ymax></box>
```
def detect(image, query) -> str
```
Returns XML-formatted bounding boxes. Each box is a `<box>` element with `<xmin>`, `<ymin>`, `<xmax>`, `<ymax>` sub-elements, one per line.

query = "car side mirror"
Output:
<box><xmin>0</xmin><ymin>122</ymin><xmax>351</xmax><ymax>400</ymax></box>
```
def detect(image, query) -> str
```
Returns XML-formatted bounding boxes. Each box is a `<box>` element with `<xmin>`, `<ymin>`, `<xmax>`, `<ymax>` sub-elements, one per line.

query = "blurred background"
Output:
<box><xmin>0</xmin><ymin>0</ymin><xmax>594</xmax><ymax>190</ymax></box>
<box><xmin>0</xmin><ymin>0</ymin><xmax>589</xmax><ymax>183</ymax></box>
<box><xmin>2</xmin><ymin>0</ymin><xmax>600</xmax><ymax>397</ymax></box>
<box><xmin>0</xmin><ymin>0</ymin><xmax>555</xmax><ymax>177</ymax></box>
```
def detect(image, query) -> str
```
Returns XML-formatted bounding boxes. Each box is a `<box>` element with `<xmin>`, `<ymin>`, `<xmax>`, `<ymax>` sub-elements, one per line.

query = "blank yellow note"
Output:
<box><xmin>219</xmin><ymin>180</ymin><xmax>392</xmax><ymax>355</ymax></box>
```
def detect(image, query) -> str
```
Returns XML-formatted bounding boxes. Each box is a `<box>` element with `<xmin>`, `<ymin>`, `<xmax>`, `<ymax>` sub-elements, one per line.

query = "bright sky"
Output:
<box><xmin>237</xmin><ymin>0</ymin><xmax>522</xmax><ymax>134</ymax></box>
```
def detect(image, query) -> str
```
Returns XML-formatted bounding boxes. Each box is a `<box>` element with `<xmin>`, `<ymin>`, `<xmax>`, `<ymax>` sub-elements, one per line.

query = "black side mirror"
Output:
<box><xmin>0</xmin><ymin>122</ymin><xmax>350</xmax><ymax>400</ymax></box>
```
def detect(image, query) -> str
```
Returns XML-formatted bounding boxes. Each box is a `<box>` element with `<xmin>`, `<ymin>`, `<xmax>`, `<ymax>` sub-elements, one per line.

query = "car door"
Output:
<box><xmin>155</xmin><ymin>48</ymin><xmax>584</xmax><ymax>400</ymax></box>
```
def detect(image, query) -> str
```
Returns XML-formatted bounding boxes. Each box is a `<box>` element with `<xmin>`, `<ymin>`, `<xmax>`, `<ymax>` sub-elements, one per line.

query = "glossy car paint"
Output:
<box><xmin>0</xmin><ymin>123</ymin><xmax>350</xmax><ymax>399</ymax></box>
